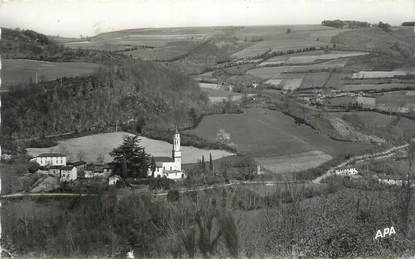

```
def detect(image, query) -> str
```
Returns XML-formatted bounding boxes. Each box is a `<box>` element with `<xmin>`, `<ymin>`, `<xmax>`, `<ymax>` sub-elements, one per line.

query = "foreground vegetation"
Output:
<box><xmin>2</xmin><ymin>178</ymin><xmax>415</xmax><ymax>258</ymax></box>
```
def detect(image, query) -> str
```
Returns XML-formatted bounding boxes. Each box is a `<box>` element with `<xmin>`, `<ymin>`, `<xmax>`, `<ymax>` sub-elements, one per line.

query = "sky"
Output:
<box><xmin>0</xmin><ymin>0</ymin><xmax>414</xmax><ymax>37</ymax></box>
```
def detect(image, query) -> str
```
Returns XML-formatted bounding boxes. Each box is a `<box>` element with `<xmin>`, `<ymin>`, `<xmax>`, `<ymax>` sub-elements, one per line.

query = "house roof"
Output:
<box><xmin>61</xmin><ymin>165</ymin><xmax>75</xmax><ymax>170</ymax></box>
<box><xmin>68</xmin><ymin>161</ymin><xmax>86</xmax><ymax>166</ymax></box>
<box><xmin>37</xmin><ymin>153</ymin><xmax>66</xmax><ymax>158</ymax></box>
<box><xmin>49</xmin><ymin>165</ymin><xmax>62</xmax><ymax>169</ymax></box>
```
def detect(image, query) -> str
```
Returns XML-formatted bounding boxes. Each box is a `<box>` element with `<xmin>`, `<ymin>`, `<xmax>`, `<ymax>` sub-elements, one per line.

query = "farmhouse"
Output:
<box><xmin>31</xmin><ymin>153</ymin><xmax>67</xmax><ymax>166</ymax></box>
<box><xmin>108</xmin><ymin>175</ymin><xmax>121</xmax><ymax>185</ymax></box>
<box><xmin>354</xmin><ymin>96</ymin><xmax>376</xmax><ymax>109</ymax></box>
<box><xmin>60</xmin><ymin>165</ymin><xmax>78</xmax><ymax>182</ymax></box>
<box><xmin>148</xmin><ymin>128</ymin><xmax>185</xmax><ymax>180</ymax></box>
<box><xmin>48</xmin><ymin>166</ymin><xmax>62</xmax><ymax>176</ymax></box>
<box><xmin>335</xmin><ymin>168</ymin><xmax>358</xmax><ymax>176</ymax></box>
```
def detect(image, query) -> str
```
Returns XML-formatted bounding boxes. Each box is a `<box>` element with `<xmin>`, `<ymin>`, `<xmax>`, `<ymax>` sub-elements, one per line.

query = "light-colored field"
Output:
<box><xmin>186</xmin><ymin>108</ymin><xmax>372</xmax><ymax>174</ymax></box>
<box><xmin>286</xmin><ymin>52</ymin><xmax>367</xmax><ymax>64</ymax></box>
<box><xmin>264</xmin><ymin>79</ymin><xmax>282</xmax><ymax>87</ymax></box>
<box><xmin>352</xmin><ymin>70</ymin><xmax>413</xmax><ymax>79</ymax></box>
<box><xmin>258</xmin><ymin>50</ymin><xmax>367</xmax><ymax>67</ymax></box>
<box><xmin>1</xmin><ymin>59</ymin><xmax>100</xmax><ymax>86</ymax></box>
<box><xmin>281</xmin><ymin>78</ymin><xmax>303</xmax><ymax>91</ymax></box>
<box><xmin>200</xmin><ymin>88</ymin><xmax>241</xmax><ymax>102</ymax></box>
<box><xmin>256</xmin><ymin>150</ymin><xmax>332</xmax><ymax>174</ymax></box>
<box><xmin>26</xmin><ymin>132</ymin><xmax>234</xmax><ymax>164</ymax></box>
<box><xmin>198</xmin><ymin>82</ymin><xmax>249</xmax><ymax>103</ymax></box>
<box><xmin>376</xmin><ymin>91</ymin><xmax>415</xmax><ymax>107</ymax></box>
<box><xmin>123</xmin><ymin>41</ymin><xmax>201</xmax><ymax>60</ymax></box>
<box><xmin>340</xmin><ymin>83</ymin><xmax>412</xmax><ymax>92</ymax></box>
<box><xmin>232</xmin><ymin>26</ymin><xmax>345</xmax><ymax>59</ymax></box>
<box><xmin>247</xmin><ymin>60</ymin><xmax>345</xmax><ymax>79</ymax></box>
<box><xmin>199</xmin><ymin>82</ymin><xmax>221</xmax><ymax>89</ymax></box>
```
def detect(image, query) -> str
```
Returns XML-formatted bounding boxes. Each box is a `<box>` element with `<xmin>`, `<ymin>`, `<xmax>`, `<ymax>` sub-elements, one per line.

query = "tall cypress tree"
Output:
<box><xmin>209</xmin><ymin>152</ymin><xmax>213</xmax><ymax>171</ymax></box>
<box><xmin>201</xmin><ymin>155</ymin><xmax>205</xmax><ymax>169</ymax></box>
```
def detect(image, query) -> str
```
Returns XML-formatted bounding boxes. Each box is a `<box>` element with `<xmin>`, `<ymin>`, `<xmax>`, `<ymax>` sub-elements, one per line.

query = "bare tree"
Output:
<box><xmin>400</xmin><ymin>140</ymin><xmax>415</xmax><ymax>236</ymax></box>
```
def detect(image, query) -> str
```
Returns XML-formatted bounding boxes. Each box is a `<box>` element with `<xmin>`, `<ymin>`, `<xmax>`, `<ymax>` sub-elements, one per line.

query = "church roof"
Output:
<box><xmin>154</xmin><ymin>156</ymin><xmax>174</xmax><ymax>162</ymax></box>
<box><xmin>37</xmin><ymin>153</ymin><xmax>66</xmax><ymax>157</ymax></box>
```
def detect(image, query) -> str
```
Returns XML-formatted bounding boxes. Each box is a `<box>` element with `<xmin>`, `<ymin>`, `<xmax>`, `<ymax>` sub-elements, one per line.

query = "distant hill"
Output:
<box><xmin>402</xmin><ymin>22</ymin><xmax>415</xmax><ymax>27</ymax></box>
<box><xmin>332</xmin><ymin>27</ymin><xmax>415</xmax><ymax>68</ymax></box>
<box><xmin>0</xmin><ymin>28</ymin><xmax>64</xmax><ymax>59</ymax></box>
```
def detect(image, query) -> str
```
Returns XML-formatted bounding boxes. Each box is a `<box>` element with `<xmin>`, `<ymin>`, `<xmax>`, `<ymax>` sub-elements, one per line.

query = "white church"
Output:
<box><xmin>148</xmin><ymin>128</ymin><xmax>185</xmax><ymax>180</ymax></box>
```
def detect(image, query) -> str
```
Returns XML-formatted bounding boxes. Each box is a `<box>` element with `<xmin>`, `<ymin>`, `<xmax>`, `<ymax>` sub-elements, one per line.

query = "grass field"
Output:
<box><xmin>258</xmin><ymin>50</ymin><xmax>367</xmax><ymax>67</ymax></box>
<box><xmin>333</xmin><ymin>27</ymin><xmax>415</xmax><ymax>53</ymax></box>
<box><xmin>376</xmin><ymin>91</ymin><xmax>415</xmax><ymax>105</ymax></box>
<box><xmin>198</xmin><ymin>82</ymin><xmax>242</xmax><ymax>103</ymax></box>
<box><xmin>339</xmin><ymin>83</ymin><xmax>413</xmax><ymax>92</ymax></box>
<box><xmin>186</xmin><ymin>108</ymin><xmax>373</xmax><ymax>174</ymax></box>
<box><xmin>256</xmin><ymin>150</ymin><xmax>332</xmax><ymax>174</ymax></box>
<box><xmin>247</xmin><ymin>60</ymin><xmax>345</xmax><ymax>79</ymax></box>
<box><xmin>231</xmin><ymin>26</ymin><xmax>346</xmax><ymax>59</ymax></box>
<box><xmin>26</xmin><ymin>132</ymin><xmax>234</xmax><ymax>164</ymax></box>
<box><xmin>2</xmin><ymin>59</ymin><xmax>100</xmax><ymax>86</ymax></box>
<box><xmin>341</xmin><ymin>111</ymin><xmax>415</xmax><ymax>141</ymax></box>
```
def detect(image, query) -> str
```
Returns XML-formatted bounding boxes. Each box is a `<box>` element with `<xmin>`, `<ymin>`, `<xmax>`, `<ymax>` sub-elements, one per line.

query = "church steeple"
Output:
<box><xmin>172</xmin><ymin>127</ymin><xmax>182</xmax><ymax>171</ymax></box>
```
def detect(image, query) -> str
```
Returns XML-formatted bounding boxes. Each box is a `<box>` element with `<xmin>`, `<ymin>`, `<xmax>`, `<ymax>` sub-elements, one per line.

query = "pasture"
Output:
<box><xmin>339</xmin><ymin>83</ymin><xmax>413</xmax><ymax>92</ymax></box>
<box><xmin>26</xmin><ymin>132</ymin><xmax>234</xmax><ymax>164</ymax></box>
<box><xmin>341</xmin><ymin>111</ymin><xmax>415</xmax><ymax>141</ymax></box>
<box><xmin>256</xmin><ymin>150</ymin><xmax>332</xmax><ymax>174</ymax></box>
<box><xmin>247</xmin><ymin>60</ymin><xmax>345</xmax><ymax>79</ymax></box>
<box><xmin>258</xmin><ymin>50</ymin><xmax>367</xmax><ymax>66</ymax></box>
<box><xmin>2</xmin><ymin>59</ymin><xmax>100</xmax><ymax>86</ymax></box>
<box><xmin>186</xmin><ymin>108</ymin><xmax>373</xmax><ymax>174</ymax></box>
<box><xmin>199</xmin><ymin>82</ymin><xmax>242</xmax><ymax>103</ymax></box>
<box><xmin>231</xmin><ymin>25</ymin><xmax>345</xmax><ymax>59</ymax></box>
<box><xmin>352</xmin><ymin>70</ymin><xmax>413</xmax><ymax>79</ymax></box>
<box><xmin>281</xmin><ymin>78</ymin><xmax>303</xmax><ymax>91</ymax></box>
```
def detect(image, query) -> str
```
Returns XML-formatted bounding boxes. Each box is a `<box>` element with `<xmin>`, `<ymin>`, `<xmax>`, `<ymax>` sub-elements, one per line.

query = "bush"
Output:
<box><xmin>27</xmin><ymin>161</ymin><xmax>40</xmax><ymax>173</ymax></box>
<box><xmin>167</xmin><ymin>190</ymin><xmax>180</xmax><ymax>202</ymax></box>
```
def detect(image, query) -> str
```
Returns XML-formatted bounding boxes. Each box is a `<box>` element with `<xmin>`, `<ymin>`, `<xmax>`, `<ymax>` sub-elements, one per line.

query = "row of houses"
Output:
<box><xmin>31</xmin><ymin>153</ymin><xmax>120</xmax><ymax>185</ymax></box>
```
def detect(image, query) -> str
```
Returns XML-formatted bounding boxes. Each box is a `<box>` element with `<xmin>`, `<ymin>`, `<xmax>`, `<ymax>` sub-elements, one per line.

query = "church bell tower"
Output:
<box><xmin>172</xmin><ymin>127</ymin><xmax>181</xmax><ymax>171</ymax></box>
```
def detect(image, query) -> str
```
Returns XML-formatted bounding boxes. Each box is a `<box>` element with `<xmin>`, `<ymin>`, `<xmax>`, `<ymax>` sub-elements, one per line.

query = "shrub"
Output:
<box><xmin>167</xmin><ymin>190</ymin><xmax>180</xmax><ymax>202</ymax></box>
<box><xmin>27</xmin><ymin>161</ymin><xmax>40</xmax><ymax>173</ymax></box>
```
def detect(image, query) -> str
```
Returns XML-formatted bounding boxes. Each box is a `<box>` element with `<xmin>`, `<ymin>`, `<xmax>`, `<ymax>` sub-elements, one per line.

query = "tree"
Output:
<box><xmin>201</xmin><ymin>155</ymin><xmax>206</xmax><ymax>170</ymax></box>
<box><xmin>110</xmin><ymin>135</ymin><xmax>150</xmax><ymax>178</ymax></box>
<box><xmin>76</xmin><ymin>150</ymin><xmax>86</xmax><ymax>161</ymax></box>
<box><xmin>216</xmin><ymin>129</ymin><xmax>231</xmax><ymax>145</ymax></box>
<box><xmin>150</xmin><ymin>157</ymin><xmax>156</xmax><ymax>178</ymax></box>
<box><xmin>286</xmin><ymin>28</ymin><xmax>292</xmax><ymax>34</ymax></box>
<box><xmin>121</xmin><ymin>157</ymin><xmax>128</xmax><ymax>179</ymax></box>
<box><xmin>27</xmin><ymin>161</ymin><xmax>40</xmax><ymax>173</ymax></box>
<box><xmin>167</xmin><ymin>190</ymin><xmax>180</xmax><ymax>202</ymax></box>
<box><xmin>209</xmin><ymin>153</ymin><xmax>213</xmax><ymax>172</ymax></box>
<box><xmin>378</xmin><ymin>21</ymin><xmax>391</xmax><ymax>32</ymax></box>
<box><xmin>400</xmin><ymin>139</ymin><xmax>415</xmax><ymax>236</ymax></box>
<box><xmin>96</xmin><ymin>153</ymin><xmax>105</xmax><ymax>164</ymax></box>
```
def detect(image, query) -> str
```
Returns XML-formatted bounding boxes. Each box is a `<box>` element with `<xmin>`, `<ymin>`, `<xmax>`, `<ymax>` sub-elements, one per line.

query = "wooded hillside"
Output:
<box><xmin>1</xmin><ymin>28</ymin><xmax>209</xmax><ymax>141</ymax></box>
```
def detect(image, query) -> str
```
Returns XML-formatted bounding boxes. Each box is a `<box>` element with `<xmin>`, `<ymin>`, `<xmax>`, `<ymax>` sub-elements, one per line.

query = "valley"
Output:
<box><xmin>2</xmin><ymin>17</ymin><xmax>415</xmax><ymax>258</ymax></box>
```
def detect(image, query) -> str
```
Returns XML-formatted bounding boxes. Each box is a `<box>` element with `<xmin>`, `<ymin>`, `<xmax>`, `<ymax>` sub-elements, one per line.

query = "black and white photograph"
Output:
<box><xmin>0</xmin><ymin>0</ymin><xmax>415</xmax><ymax>257</ymax></box>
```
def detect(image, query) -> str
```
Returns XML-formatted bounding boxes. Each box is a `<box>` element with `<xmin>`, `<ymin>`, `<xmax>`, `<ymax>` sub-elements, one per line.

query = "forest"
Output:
<box><xmin>0</xmin><ymin>28</ymin><xmax>212</xmax><ymax>149</ymax></box>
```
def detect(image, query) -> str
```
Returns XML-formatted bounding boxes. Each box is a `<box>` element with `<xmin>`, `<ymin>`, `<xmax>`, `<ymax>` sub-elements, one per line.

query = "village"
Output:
<box><xmin>24</xmin><ymin>129</ymin><xmax>187</xmax><ymax>192</ymax></box>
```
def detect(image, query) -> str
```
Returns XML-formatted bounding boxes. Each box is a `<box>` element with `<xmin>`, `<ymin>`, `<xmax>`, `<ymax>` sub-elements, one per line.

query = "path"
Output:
<box><xmin>312</xmin><ymin>143</ymin><xmax>409</xmax><ymax>183</ymax></box>
<box><xmin>0</xmin><ymin>192</ymin><xmax>96</xmax><ymax>199</ymax></box>
<box><xmin>1</xmin><ymin>144</ymin><xmax>409</xmax><ymax>199</ymax></box>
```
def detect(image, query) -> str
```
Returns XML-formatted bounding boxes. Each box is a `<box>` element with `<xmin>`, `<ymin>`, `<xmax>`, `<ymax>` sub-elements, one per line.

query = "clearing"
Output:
<box><xmin>26</xmin><ymin>132</ymin><xmax>234</xmax><ymax>164</ymax></box>
<box><xmin>186</xmin><ymin>108</ymin><xmax>373</xmax><ymax>174</ymax></box>
<box><xmin>2</xmin><ymin>59</ymin><xmax>100</xmax><ymax>86</ymax></box>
